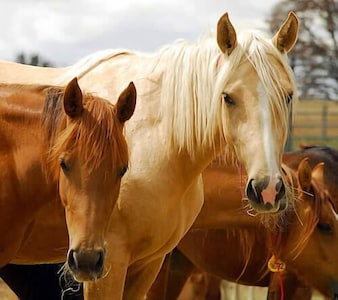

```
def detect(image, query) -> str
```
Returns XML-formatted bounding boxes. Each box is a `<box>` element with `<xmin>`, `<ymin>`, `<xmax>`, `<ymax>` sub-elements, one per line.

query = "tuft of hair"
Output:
<box><xmin>41</xmin><ymin>87</ymin><xmax>129</xmax><ymax>181</ymax></box>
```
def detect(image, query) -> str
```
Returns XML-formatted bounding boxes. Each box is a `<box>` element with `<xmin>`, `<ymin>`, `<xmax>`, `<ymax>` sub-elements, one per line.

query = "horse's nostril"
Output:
<box><xmin>276</xmin><ymin>180</ymin><xmax>286</xmax><ymax>201</ymax></box>
<box><xmin>276</xmin><ymin>178</ymin><xmax>283</xmax><ymax>193</ymax></box>
<box><xmin>67</xmin><ymin>249</ymin><xmax>79</xmax><ymax>272</ymax></box>
<box><xmin>246</xmin><ymin>178</ymin><xmax>262</xmax><ymax>204</ymax></box>
<box><xmin>95</xmin><ymin>249</ymin><xmax>105</xmax><ymax>274</ymax></box>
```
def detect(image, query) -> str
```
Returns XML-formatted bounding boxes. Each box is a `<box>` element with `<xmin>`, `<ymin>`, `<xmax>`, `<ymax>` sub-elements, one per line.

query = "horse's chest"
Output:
<box><xmin>125</xmin><ymin>181</ymin><xmax>204</xmax><ymax>260</ymax></box>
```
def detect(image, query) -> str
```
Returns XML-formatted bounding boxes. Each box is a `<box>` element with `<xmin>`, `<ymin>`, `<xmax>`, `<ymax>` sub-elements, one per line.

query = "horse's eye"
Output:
<box><xmin>317</xmin><ymin>222</ymin><xmax>333</xmax><ymax>234</ymax></box>
<box><xmin>59</xmin><ymin>159</ymin><xmax>69</xmax><ymax>173</ymax></box>
<box><xmin>222</xmin><ymin>93</ymin><xmax>235</xmax><ymax>106</ymax></box>
<box><xmin>119</xmin><ymin>166</ymin><xmax>128</xmax><ymax>178</ymax></box>
<box><xmin>286</xmin><ymin>93</ymin><xmax>293</xmax><ymax>105</ymax></box>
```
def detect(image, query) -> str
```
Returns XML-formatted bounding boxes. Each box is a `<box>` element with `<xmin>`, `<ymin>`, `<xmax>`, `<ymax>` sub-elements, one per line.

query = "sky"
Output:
<box><xmin>0</xmin><ymin>0</ymin><xmax>280</xmax><ymax>66</ymax></box>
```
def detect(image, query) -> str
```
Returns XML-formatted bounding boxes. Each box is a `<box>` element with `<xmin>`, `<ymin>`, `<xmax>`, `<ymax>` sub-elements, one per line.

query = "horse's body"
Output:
<box><xmin>0</xmin><ymin>12</ymin><xmax>298</xmax><ymax>299</ymax></box>
<box><xmin>148</xmin><ymin>146</ymin><xmax>338</xmax><ymax>300</ymax></box>
<box><xmin>0</xmin><ymin>79</ymin><xmax>136</xmax><ymax>282</ymax></box>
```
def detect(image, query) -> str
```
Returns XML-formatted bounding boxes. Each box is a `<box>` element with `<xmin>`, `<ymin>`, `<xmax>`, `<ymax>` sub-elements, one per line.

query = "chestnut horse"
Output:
<box><xmin>148</xmin><ymin>146</ymin><xmax>338</xmax><ymax>300</ymax></box>
<box><xmin>0</xmin><ymin>12</ymin><xmax>298</xmax><ymax>299</ymax></box>
<box><xmin>0</xmin><ymin>78</ymin><xmax>136</xmax><ymax>282</ymax></box>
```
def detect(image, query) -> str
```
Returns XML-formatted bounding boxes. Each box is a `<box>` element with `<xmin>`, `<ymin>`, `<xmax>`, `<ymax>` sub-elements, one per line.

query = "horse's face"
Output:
<box><xmin>216</xmin><ymin>12</ymin><xmax>298</xmax><ymax>214</ymax></box>
<box><xmin>284</xmin><ymin>159</ymin><xmax>338</xmax><ymax>297</ymax></box>
<box><xmin>57</xmin><ymin>79</ymin><xmax>136</xmax><ymax>282</ymax></box>
<box><xmin>58</xmin><ymin>148</ymin><xmax>125</xmax><ymax>281</ymax></box>
<box><xmin>220</xmin><ymin>58</ymin><xmax>292</xmax><ymax>214</ymax></box>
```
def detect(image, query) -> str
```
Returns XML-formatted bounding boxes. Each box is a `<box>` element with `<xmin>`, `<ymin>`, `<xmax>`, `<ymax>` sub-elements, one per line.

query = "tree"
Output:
<box><xmin>15</xmin><ymin>52</ymin><xmax>53</xmax><ymax>67</ymax></box>
<box><xmin>267</xmin><ymin>0</ymin><xmax>338</xmax><ymax>100</ymax></box>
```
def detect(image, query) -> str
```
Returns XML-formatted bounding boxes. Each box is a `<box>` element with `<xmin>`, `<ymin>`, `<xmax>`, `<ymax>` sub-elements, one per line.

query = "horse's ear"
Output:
<box><xmin>311</xmin><ymin>162</ymin><xmax>325</xmax><ymax>188</ymax></box>
<box><xmin>217</xmin><ymin>12</ymin><xmax>237</xmax><ymax>55</ymax></box>
<box><xmin>63</xmin><ymin>77</ymin><xmax>83</xmax><ymax>119</ymax></box>
<box><xmin>116</xmin><ymin>82</ymin><xmax>137</xmax><ymax>123</ymax></box>
<box><xmin>272</xmin><ymin>11</ymin><xmax>299</xmax><ymax>53</ymax></box>
<box><xmin>297</xmin><ymin>158</ymin><xmax>312</xmax><ymax>192</ymax></box>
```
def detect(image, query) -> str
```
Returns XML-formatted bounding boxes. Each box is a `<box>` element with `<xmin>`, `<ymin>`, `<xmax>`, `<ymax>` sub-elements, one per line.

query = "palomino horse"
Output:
<box><xmin>0</xmin><ymin>12</ymin><xmax>299</xmax><ymax>299</ymax></box>
<box><xmin>148</xmin><ymin>148</ymin><xmax>338</xmax><ymax>300</ymax></box>
<box><xmin>0</xmin><ymin>78</ymin><xmax>136</xmax><ymax>282</ymax></box>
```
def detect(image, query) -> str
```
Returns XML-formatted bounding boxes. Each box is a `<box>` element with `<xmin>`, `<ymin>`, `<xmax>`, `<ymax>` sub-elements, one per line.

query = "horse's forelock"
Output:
<box><xmin>272</xmin><ymin>174</ymin><xmax>323</xmax><ymax>260</ymax></box>
<box><xmin>243</xmin><ymin>33</ymin><xmax>296</xmax><ymax>138</ymax></box>
<box><xmin>43</xmin><ymin>93</ymin><xmax>128</xmax><ymax>181</ymax></box>
<box><xmin>74</xmin><ymin>97</ymin><xmax>129</xmax><ymax>173</ymax></box>
<box><xmin>289</xmin><ymin>178</ymin><xmax>325</xmax><ymax>259</ymax></box>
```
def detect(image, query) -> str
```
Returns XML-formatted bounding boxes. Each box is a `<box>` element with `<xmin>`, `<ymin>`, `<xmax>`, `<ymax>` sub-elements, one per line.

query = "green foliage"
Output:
<box><xmin>15</xmin><ymin>52</ymin><xmax>53</xmax><ymax>67</ymax></box>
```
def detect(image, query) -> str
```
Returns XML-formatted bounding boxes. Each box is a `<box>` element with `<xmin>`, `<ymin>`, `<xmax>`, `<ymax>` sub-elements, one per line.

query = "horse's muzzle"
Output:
<box><xmin>67</xmin><ymin>248</ymin><xmax>105</xmax><ymax>282</ymax></box>
<box><xmin>246</xmin><ymin>176</ymin><xmax>287</xmax><ymax>214</ymax></box>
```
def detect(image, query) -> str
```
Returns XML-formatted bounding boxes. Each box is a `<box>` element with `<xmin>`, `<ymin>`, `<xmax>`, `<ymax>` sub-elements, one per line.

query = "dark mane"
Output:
<box><xmin>41</xmin><ymin>87</ymin><xmax>65</xmax><ymax>150</ymax></box>
<box><xmin>300</xmin><ymin>144</ymin><xmax>338</xmax><ymax>162</ymax></box>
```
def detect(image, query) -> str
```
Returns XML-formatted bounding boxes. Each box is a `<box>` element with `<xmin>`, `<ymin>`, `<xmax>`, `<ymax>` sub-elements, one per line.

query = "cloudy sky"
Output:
<box><xmin>0</xmin><ymin>0</ymin><xmax>280</xmax><ymax>66</ymax></box>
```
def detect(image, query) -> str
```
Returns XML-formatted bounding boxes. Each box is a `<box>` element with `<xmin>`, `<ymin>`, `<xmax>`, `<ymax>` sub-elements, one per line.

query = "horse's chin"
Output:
<box><xmin>246</xmin><ymin>198</ymin><xmax>287</xmax><ymax>230</ymax></box>
<box><xmin>248</xmin><ymin>197</ymin><xmax>287</xmax><ymax>215</ymax></box>
<box><xmin>70</xmin><ymin>270</ymin><xmax>103</xmax><ymax>282</ymax></box>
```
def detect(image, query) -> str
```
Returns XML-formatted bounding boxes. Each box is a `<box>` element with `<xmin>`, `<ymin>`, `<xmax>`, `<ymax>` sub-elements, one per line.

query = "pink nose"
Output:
<box><xmin>261</xmin><ymin>182</ymin><xmax>278</xmax><ymax>205</ymax></box>
<box><xmin>245</xmin><ymin>176</ymin><xmax>286</xmax><ymax>213</ymax></box>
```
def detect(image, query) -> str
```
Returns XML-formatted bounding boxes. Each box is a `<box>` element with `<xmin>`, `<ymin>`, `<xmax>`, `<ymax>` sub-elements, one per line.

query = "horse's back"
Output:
<box><xmin>0</xmin><ymin>60</ymin><xmax>67</xmax><ymax>85</ymax></box>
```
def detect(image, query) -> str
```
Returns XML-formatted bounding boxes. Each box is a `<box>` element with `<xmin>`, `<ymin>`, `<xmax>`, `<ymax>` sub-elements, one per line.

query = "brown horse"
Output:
<box><xmin>148</xmin><ymin>146</ymin><xmax>338</xmax><ymax>300</ymax></box>
<box><xmin>0</xmin><ymin>78</ymin><xmax>136</xmax><ymax>282</ymax></box>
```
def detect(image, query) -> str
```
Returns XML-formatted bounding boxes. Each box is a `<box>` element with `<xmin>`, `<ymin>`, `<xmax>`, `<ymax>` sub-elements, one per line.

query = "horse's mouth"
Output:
<box><xmin>248</xmin><ymin>197</ymin><xmax>287</xmax><ymax>215</ymax></box>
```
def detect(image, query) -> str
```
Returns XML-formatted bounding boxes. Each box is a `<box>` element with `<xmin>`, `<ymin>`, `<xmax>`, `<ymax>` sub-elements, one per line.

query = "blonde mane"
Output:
<box><xmin>41</xmin><ymin>87</ymin><xmax>129</xmax><ymax>181</ymax></box>
<box><xmin>57</xmin><ymin>30</ymin><xmax>296</xmax><ymax>164</ymax></box>
<box><xmin>55</xmin><ymin>32</ymin><xmax>297</xmax><ymax>166</ymax></box>
<box><xmin>156</xmin><ymin>32</ymin><xmax>297</xmax><ymax>160</ymax></box>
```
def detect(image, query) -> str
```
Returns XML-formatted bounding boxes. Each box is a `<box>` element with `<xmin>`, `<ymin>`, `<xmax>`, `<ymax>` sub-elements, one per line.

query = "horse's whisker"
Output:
<box><xmin>246</xmin><ymin>208</ymin><xmax>258</xmax><ymax>217</ymax></box>
<box><xmin>101</xmin><ymin>263</ymin><xmax>112</xmax><ymax>279</ymax></box>
<box><xmin>293</xmin><ymin>187</ymin><xmax>314</xmax><ymax>197</ymax></box>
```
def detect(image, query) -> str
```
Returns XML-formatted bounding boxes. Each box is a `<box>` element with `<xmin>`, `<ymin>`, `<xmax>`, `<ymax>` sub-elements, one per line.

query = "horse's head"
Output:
<box><xmin>280</xmin><ymin>158</ymin><xmax>338</xmax><ymax>298</ymax></box>
<box><xmin>44</xmin><ymin>78</ymin><xmax>136</xmax><ymax>281</ymax></box>
<box><xmin>215</xmin><ymin>12</ymin><xmax>299</xmax><ymax>214</ymax></box>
